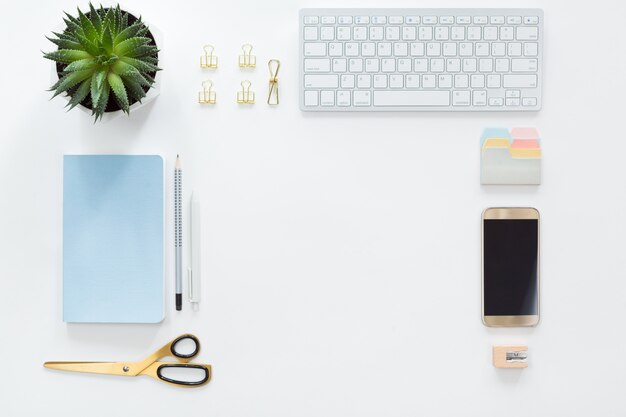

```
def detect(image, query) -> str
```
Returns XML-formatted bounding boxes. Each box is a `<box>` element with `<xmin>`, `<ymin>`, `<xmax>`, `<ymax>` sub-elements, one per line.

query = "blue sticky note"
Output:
<box><xmin>63</xmin><ymin>155</ymin><xmax>164</xmax><ymax>323</ymax></box>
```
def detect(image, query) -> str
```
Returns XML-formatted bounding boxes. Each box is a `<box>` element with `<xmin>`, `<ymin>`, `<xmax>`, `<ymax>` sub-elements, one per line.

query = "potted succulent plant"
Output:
<box><xmin>43</xmin><ymin>3</ymin><xmax>160</xmax><ymax>122</ymax></box>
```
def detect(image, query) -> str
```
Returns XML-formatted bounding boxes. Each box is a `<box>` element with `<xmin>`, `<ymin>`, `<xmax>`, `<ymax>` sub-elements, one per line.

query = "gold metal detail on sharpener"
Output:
<box><xmin>267</xmin><ymin>59</ymin><xmax>280</xmax><ymax>105</ymax></box>
<box><xmin>236</xmin><ymin>80</ymin><xmax>255</xmax><ymax>104</ymax></box>
<box><xmin>200</xmin><ymin>45</ymin><xmax>218</xmax><ymax>68</ymax></box>
<box><xmin>198</xmin><ymin>80</ymin><xmax>216</xmax><ymax>104</ymax></box>
<box><xmin>238</xmin><ymin>43</ymin><xmax>256</xmax><ymax>68</ymax></box>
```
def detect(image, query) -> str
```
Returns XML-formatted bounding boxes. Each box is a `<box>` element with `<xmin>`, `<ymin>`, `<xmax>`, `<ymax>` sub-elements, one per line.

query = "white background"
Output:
<box><xmin>1</xmin><ymin>0</ymin><xmax>625</xmax><ymax>415</ymax></box>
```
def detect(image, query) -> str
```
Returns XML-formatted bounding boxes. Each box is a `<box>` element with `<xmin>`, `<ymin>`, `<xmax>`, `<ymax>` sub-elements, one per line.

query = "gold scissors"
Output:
<box><xmin>44</xmin><ymin>334</ymin><xmax>212</xmax><ymax>388</ymax></box>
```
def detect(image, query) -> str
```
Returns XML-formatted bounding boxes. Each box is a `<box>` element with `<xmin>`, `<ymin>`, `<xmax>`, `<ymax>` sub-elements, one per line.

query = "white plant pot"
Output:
<box><xmin>48</xmin><ymin>4</ymin><xmax>162</xmax><ymax>123</ymax></box>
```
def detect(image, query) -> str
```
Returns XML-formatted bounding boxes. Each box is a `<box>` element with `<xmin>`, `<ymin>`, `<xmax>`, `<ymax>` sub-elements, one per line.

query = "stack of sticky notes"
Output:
<box><xmin>481</xmin><ymin>128</ymin><xmax>542</xmax><ymax>185</ymax></box>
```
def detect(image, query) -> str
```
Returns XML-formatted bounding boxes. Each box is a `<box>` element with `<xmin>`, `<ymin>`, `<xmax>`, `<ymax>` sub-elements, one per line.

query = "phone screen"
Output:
<box><xmin>483</xmin><ymin>219</ymin><xmax>538</xmax><ymax>316</ymax></box>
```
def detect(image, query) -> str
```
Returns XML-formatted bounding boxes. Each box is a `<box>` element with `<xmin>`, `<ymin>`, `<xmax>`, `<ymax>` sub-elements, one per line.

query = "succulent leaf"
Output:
<box><xmin>114</xmin><ymin>37</ymin><xmax>151</xmax><ymax>56</ymax></box>
<box><xmin>67</xmin><ymin>78</ymin><xmax>92</xmax><ymax>110</ymax></box>
<box><xmin>50</xmin><ymin>69</ymin><xmax>92</xmax><ymax>98</ymax></box>
<box><xmin>44</xmin><ymin>49</ymin><xmax>91</xmax><ymax>63</ymax></box>
<box><xmin>44</xmin><ymin>3</ymin><xmax>160</xmax><ymax>121</ymax></box>
<box><xmin>108</xmin><ymin>72</ymin><xmax>129</xmax><ymax>113</ymax></box>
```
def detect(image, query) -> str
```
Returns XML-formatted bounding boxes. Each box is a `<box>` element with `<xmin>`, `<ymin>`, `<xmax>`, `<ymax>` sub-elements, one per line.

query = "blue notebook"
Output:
<box><xmin>63</xmin><ymin>155</ymin><xmax>164</xmax><ymax>323</ymax></box>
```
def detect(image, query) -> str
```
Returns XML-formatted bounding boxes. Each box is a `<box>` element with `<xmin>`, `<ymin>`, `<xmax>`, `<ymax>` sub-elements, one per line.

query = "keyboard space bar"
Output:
<box><xmin>374</xmin><ymin>91</ymin><xmax>450</xmax><ymax>107</ymax></box>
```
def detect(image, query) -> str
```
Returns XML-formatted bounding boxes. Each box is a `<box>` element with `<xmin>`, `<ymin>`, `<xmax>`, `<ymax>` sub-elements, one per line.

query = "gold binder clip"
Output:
<box><xmin>198</xmin><ymin>80</ymin><xmax>216</xmax><ymax>104</ymax></box>
<box><xmin>200</xmin><ymin>45</ymin><xmax>218</xmax><ymax>68</ymax></box>
<box><xmin>267</xmin><ymin>59</ymin><xmax>280</xmax><ymax>105</ymax></box>
<box><xmin>238</xmin><ymin>43</ymin><xmax>256</xmax><ymax>68</ymax></box>
<box><xmin>236</xmin><ymin>80</ymin><xmax>255</xmax><ymax>104</ymax></box>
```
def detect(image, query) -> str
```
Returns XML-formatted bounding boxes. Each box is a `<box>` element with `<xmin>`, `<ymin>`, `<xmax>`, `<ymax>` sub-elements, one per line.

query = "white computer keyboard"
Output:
<box><xmin>300</xmin><ymin>8</ymin><xmax>543</xmax><ymax>112</ymax></box>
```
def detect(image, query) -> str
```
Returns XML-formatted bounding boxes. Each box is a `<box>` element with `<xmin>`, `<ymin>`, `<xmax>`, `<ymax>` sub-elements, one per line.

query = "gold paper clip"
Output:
<box><xmin>236</xmin><ymin>80</ymin><xmax>255</xmax><ymax>104</ymax></box>
<box><xmin>198</xmin><ymin>80</ymin><xmax>216</xmax><ymax>104</ymax></box>
<box><xmin>238</xmin><ymin>43</ymin><xmax>256</xmax><ymax>68</ymax></box>
<box><xmin>267</xmin><ymin>59</ymin><xmax>280</xmax><ymax>105</ymax></box>
<box><xmin>200</xmin><ymin>45</ymin><xmax>218</xmax><ymax>68</ymax></box>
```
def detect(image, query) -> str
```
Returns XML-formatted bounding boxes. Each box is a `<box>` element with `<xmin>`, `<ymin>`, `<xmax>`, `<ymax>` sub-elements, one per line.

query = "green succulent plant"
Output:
<box><xmin>44</xmin><ymin>3</ymin><xmax>160</xmax><ymax>121</ymax></box>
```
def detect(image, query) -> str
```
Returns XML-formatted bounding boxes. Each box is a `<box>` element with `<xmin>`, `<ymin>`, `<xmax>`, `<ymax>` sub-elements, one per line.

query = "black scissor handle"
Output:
<box><xmin>170</xmin><ymin>334</ymin><xmax>200</xmax><ymax>359</ymax></box>
<box><xmin>156</xmin><ymin>363</ymin><xmax>210</xmax><ymax>386</ymax></box>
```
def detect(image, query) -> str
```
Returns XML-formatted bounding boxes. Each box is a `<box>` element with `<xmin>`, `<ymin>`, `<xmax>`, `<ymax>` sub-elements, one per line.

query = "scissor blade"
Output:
<box><xmin>43</xmin><ymin>361</ymin><xmax>131</xmax><ymax>376</ymax></box>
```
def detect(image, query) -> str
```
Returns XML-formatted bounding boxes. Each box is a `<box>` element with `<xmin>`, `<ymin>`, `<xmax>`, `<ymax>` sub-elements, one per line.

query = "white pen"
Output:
<box><xmin>188</xmin><ymin>191</ymin><xmax>202</xmax><ymax>310</ymax></box>
<box><xmin>174</xmin><ymin>155</ymin><xmax>183</xmax><ymax>311</ymax></box>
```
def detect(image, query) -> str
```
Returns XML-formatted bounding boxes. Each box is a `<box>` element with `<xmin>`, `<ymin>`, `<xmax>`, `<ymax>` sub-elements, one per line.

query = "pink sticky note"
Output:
<box><xmin>511</xmin><ymin>139</ymin><xmax>540</xmax><ymax>149</ymax></box>
<box><xmin>510</xmin><ymin>127</ymin><xmax>539</xmax><ymax>140</ymax></box>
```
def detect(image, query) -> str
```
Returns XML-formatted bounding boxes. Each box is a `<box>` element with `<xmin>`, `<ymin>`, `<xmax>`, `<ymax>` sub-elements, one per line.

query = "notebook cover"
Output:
<box><xmin>63</xmin><ymin>155</ymin><xmax>164</xmax><ymax>323</ymax></box>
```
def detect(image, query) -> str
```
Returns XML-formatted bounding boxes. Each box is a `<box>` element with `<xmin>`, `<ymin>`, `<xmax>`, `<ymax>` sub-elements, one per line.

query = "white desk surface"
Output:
<box><xmin>2</xmin><ymin>0</ymin><xmax>625</xmax><ymax>415</ymax></box>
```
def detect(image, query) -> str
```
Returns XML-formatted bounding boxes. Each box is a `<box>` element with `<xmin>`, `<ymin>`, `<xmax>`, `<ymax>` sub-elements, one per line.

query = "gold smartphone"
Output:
<box><xmin>482</xmin><ymin>207</ymin><xmax>540</xmax><ymax>327</ymax></box>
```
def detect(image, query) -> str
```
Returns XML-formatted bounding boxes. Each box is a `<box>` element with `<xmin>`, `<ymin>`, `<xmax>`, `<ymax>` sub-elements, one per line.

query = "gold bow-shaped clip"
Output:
<box><xmin>267</xmin><ymin>59</ymin><xmax>280</xmax><ymax>105</ymax></box>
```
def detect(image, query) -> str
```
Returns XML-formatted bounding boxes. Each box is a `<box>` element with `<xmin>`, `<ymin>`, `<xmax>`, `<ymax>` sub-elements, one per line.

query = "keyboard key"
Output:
<box><xmin>321</xmin><ymin>16</ymin><xmax>336</xmax><ymax>24</ymax></box>
<box><xmin>389</xmin><ymin>16</ymin><xmax>403</xmax><ymax>24</ymax></box>
<box><xmin>328</xmin><ymin>43</ymin><xmax>343</xmax><ymax>56</ymax></box>
<box><xmin>503</xmin><ymin>74</ymin><xmax>537</xmax><ymax>88</ymax></box>
<box><xmin>405</xmin><ymin>16</ymin><xmax>420</xmax><ymax>24</ymax></box>
<box><xmin>353</xmin><ymin>27</ymin><xmax>367</xmax><ymax>40</ymax></box>
<box><xmin>505</xmin><ymin>90</ymin><xmax>521</xmax><ymax>98</ymax></box>
<box><xmin>471</xmin><ymin>74</ymin><xmax>485</xmax><ymax>88</ymax></box>
<box><xmin>304</xmin><ymin>27</ymin><xmax>318</xmax><ymax>41</ymax></box>
<box><xmin>333</xmin><ymin>58</ymin><xmax>347</xmax><ymax>72</ymax></box>
<box><xmin>473</xmin><ymin>90</ymin><xmax>487</xmax><ymax>105</ymax></box>
<box><xmin>353</xmin><ymin>90</ymin><xmax>371</xmax><ymax>106</ymax></box>
<box><xmin>423</xmin><ymin>16</ymin><xmax>437</xmax><ymax>24</ymax></box>
<box><xmin>484</xmin><ymin>27</ymin><xmax>498</xmax><ymax>40</ymax></box>
<box><xmin>365</xmin><ymin>58</ymin><xmax>380</xmax><ymax>72</ymax></box>
<box><xmin>337</xmin><ymin>27</ymin><xmax>351</xmax><ymax>40</ymax></box>
<box><xmin>463</xmin><ymin>58</ymin><xmax>477</xmax><ymax>72</ymax></box>
<box><xmin>443</xmin><ymin>42</ymin><xmax>457</xmax><ymax>56</ymax></box>
<box><xmin>349</xmin><ymin>58</ymin><xmax>363</xmax><ymax>72</ymax></box>
<box><xmin>337</xmin><ymin>90</ymin><xmax>351</xmax><ymax>106</ymax></box>
<box><xmin>508</xmin><ymin>43</ymin><xmax>522</xmax><ymax>56</ymax></box>
<box><xmin>426</xmin><ymin>42</ymin><xmax>441</xmax><ymax>56</ymax></box>
<box><xmin>320</xmin><ymin>90</ymin><xmax>335</xmax><ymax>106</ymax></box>
<box><xmin>487</xmin><ymin>74</ymin><xmax>501</xmax><ymax>88</ymax></box>
<box><xmin>474</xmin><ymin>16</ymin><xmax>488</xmax><ymax>24</ymax></box>
<box><xmin>506</xmin><ymin>98</ymin><xmax>520</xmax><ymax>106</ymax></box>
<box><xmin>507</xmin><ymin>16</ymin><xmax>522</xmax><ymax>25</ymax></box>
<box><xmin>390</xmin><ymin>74</ymin><xmax>403</xmax><ymax>88</ymax></box>
<box><xmin>398</xmin><ymin>58</ymin><xmax>412</xmax><ymax>72</ymax></box>
<box><xmin>410</xmin><ymin>42</ymin><xmax>425</xmax><ymax>56</ymax></box>
<box><xmin>495</xmin><ymin>58</ymin><xmax>510</xmax><ymax>72</ymax></box>
<box><xmin>457</xmin><ymin>16</ymin><xmax>471</xmax><ymax>24</ymax></box>
<box><xmin>304</xmin><ymin>90</ymin><xmax>318</xmax><ymax>106</ymax></box>
<box><xmin>421</xmin><ymin>74</ymin><xmax>434</xmax><ymax>87</ymax></box>
<box><xmin>381</xmin><ymin>58</ymin><xmax>396</xmax><ymax>72</ymax></box>
<box><xmin>374</xmin><ymin>91</ymin><xmax>450</xmax><ymax>106</ymax></box>
<box><xmin>305</xmin><ymin>74</ymin><xmax>339</xmax><ymax>88</ymax></box>
<box><xmin>459</xmin><ymin>42</ymin><xmax>473</xmax><ymax>56</ymax></box>
<box><xmin>406</xmin><ymin>74</ymin><xmax>420</xmax><ymax>88</ymax></box>
<box><xmin>431</xmin><ymin>59</ymin><xmax>444</xmax><ymax>72</ymax></box>
<box><xmin>304</xmin><ymin>16</ymin><xmax>319</xmax><ymax>24</ymax></box>
<box><xmin>452</xmin><ymin>90</ymin><xmax>471</xmax><ymax>105</ymax></box>
<box><xmin>446</xmin><ymin>58</ymin><xmax>461</xmax><ymax>72</ymax></box>
<box><xmin>403</xmin><ymin>27</ymin><xmax>417</xmax><ymax>40</ymax></box>
<box><xmin>491</xmin><ymin>43</ymin><xmax>506</xmax><ymax>56</ymax></box>
<box><xmin>355</xmin><ymin>16</ymin><xmax>370</xmax><ymax>24</ymax></box>
<box><xmin>371</xmin><ymin>16</ymin><xmax>387</xmax><ymax>24</ymax></box>
<box><xmin>524</xmin><ymin>16</ymin><xmax>539</xmax><ymax>24</ymax></box>
<box><xmin>475</xmin><ymin>43</ymin><xmax>489</xmax><ymax>56</ymax></box>
<box><xmin>438</xmin><ymin>74</ymin><xmax>452</xmax><ymax>88</ymax></box>
<box><xmin>451</xmin><ymin>27</ymin><xmax>465</xmax><ymax>40</ymax></box>
<box><xmin>362</xmin><ymin>43</ymin><xmax>376</xmax><ymax>56</ymax></box>
<box><xmin>304</xmin><ymin>43</ymin><xmax>326</xmax><ymax>56</ymax></box>
<box><xmin>386</xmin><ymin>26</ymin><xmax>400</xmax><ymax>40</ymax></box>
<box><xmin>500</xmin><ymin>26</ymin><xmax>514</xmax><ymax>40</ymax></box>
<box><xmin>338</xmin><ymin>16</ymin><xmax>353</xmax><ymax>24</ymax></box>
<box><xmin>419</xmin><ymin>27</ymin><xmax>433</xmax><ymax>40</ymax></box>
<box><xmin>435</xmin><ymin>27</ymin><xmax>449</xmax><ymax>40</ymax></box>
<box><xmin>378</xmin><ymin>43</ymin><xmax>392</xmax><ymax>56</ymax></box>
<box><xmin>357</xmin><ymin>74</ymin><xmax>372</xmax><ymax>88</ymax></box>
<box><xmin>345</xmin><ymin>43</ymin><xmax>359</xmax><ymax>57</ymax></box>
<box><xmin>341</xmin><ymin>74</ymin><xmax>355</xmax><ymax>88</ymax></box>
<box><xmin>370</xmin><ymin>26</ymin><xmax>384</xmax><ymax>40</ymax></box>
<box><xmin>440</xmin><ymin>16</ymin><xmax>454</xmax><ymax>24</ymax></box>
<box><xmin>394</xmin><ymin>42</ymin><xmax>408</xmax><ymax>56</ymax></box>
<box><xmin>305</xmin><ymin>58</ymin><xmax>331</xmax><ymax>72</ymax></box>
<box><xmin>479</xmin><ymin>58</ymin><xmax>493</xmax><ymax>72</ymax></box>
<box><xmin>489</xmin><ymin>97</ymin><xmax>504</xmax><ymax>106</ymax></box>
<box><xmin>490</xmin><ymin>16</ymin><xmax>505</xmax><ymax>24</ymax></box>
<box><xmin>522</xmin><ymin>97</ymin><xmax>538</xmax><ymax>106</ymax></box>
<box><xmin>454</xmin><ymin>74</ymin><xmax>469</xmax><ymax>88</ymax></box>
<box><xmin>414</xmin><ymin>58</ymin><xmax>428</xmax><ymax>72</ymax></box>
<box><xmin>512</xmin><ymin>58</ymin><xmax>538</xmax><ymax>72</ymax></box>
<box><xmin>524</xmin><ymin>43</ymin><xmax>538</xmax><ymax>56</ymax></box>
<box><xmin>517</xmin><ymin>27</ymin><xmax>538</xmax><ymax>40</ymax></box>
<box><xmin>320</xmin><ymin>26</ymin><xmax>335</xmax><ymax>40</ymax></box>
<box><xmin>373</xmin><ymin>74</ymin><xmax>388</xmax><ymax>88</ymax></box>
<box><xmin>467</xmin><ymin>27</ymin><xmax>481</xmax><ymax>40</ymax></box>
